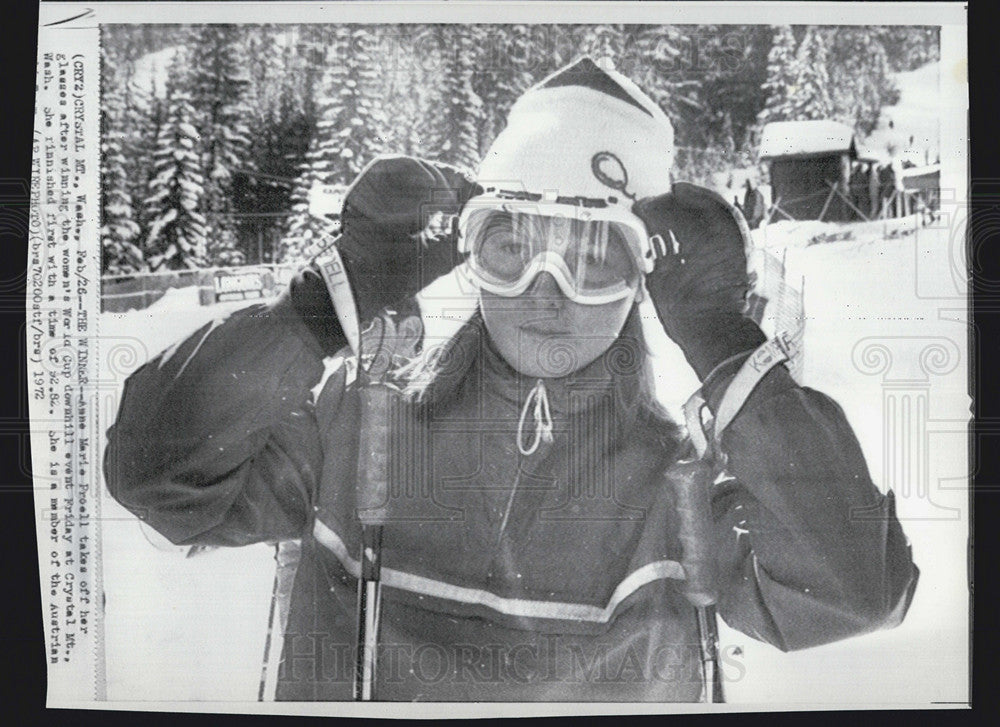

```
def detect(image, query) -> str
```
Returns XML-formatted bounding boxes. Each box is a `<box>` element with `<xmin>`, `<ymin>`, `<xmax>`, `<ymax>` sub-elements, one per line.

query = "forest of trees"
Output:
<box><xmin>100</xmin><ymin>23</ymin><xmax>939</xmax><ymax>275</ymax></box>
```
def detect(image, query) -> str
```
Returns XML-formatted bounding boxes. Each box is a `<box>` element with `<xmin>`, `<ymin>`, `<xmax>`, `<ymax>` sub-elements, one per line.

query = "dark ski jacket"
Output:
<box><xmin>104</xmin><ymin>265</ymin><xmax>918</xmax><ymax>702</ymax></box>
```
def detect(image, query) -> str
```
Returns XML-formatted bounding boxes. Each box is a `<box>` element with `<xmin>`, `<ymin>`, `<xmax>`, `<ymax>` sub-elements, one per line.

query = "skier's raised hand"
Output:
<box><xmin>633</xmin><ymin>182</ymin><xmax>766</xmax><ymax>386</ymax></box>
<box><xmin>336</xmin><ymin>154</ymin><xmax>480</xmax><ymax>322</ymax></box>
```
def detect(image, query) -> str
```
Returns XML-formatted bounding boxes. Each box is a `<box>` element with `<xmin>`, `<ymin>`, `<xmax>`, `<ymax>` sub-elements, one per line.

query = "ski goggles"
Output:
<box><xmin>458</xmin><ymin>192</ymin><xmax>655</xmax><ymax>305</ymax></box>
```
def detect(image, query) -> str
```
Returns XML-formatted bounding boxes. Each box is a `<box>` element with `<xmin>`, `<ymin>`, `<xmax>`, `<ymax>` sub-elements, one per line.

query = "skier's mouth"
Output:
<box><xmin>520</xmin><ymin>319</ymin><xmax>571</xmax><ymax>336</ymax></box>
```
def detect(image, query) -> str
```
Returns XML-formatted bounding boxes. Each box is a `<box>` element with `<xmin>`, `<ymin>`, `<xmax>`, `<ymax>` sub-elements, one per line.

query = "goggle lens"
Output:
<box><xmin>467</xmin><ymin>210</ymin><xmax>642</xmax><ymax>302</ymax></box>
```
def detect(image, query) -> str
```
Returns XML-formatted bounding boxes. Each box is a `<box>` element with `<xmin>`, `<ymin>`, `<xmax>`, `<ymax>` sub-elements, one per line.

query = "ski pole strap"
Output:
<box><xmin>713</xmin><ymin>331</ymin><xmax>798</xmax><ymax>438</ymax></box>
<box><xmin>682</xmin><ymin>392</ymin><xmax>712</xmax><ymax>460</ymax></box>
<box><xmin>316</xmin><ymin>247</ymin><xmax>361</xmax><ymax>356</ymax></box>
<box><xmin>684</xmin><ymin>331</ymin><xmax>799</xmax><ymax>458</ymax></box>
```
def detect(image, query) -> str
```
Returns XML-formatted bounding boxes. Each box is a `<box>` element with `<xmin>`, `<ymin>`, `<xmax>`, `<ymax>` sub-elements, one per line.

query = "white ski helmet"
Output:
<box><xmin>474</xmin><ymin>56</ymin><xmax>674</xmax><ymax>207</ymax></box>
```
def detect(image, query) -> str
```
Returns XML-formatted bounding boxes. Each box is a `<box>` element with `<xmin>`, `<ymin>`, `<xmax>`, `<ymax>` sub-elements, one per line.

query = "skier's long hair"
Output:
<box><xmin>392</xmin><ymin>304</ymin><xmax>684</xmax><ymax>455</ymax></box>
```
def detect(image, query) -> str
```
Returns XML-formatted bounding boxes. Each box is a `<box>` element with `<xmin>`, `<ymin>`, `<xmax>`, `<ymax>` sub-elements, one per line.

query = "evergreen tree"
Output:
<box><xmin>576</xmin><ymin>24</ymin><xmax>627</xmax><ymax>67</ymax></box>
<box><xmin>238</xmin><ymin>27</ymin><xmax>314</xmax><ymax>265</ymax></box>
<box><xmin>629</xmin><ymin>25</ymin><xmax>695</xmax><ymax>140</ymax></box>
<box><xmin>101</xmin><ymin>27</ymin><xmax>163</xmax><ymax>273</ymax></box>
<box><xmin>144</xmin><ymin>57</ymin><xmax>208</xmax><ymax>271</ymax></box>
<box><xmin>876</xmin><ymin>26</ymin><xmax>940</xmax><ymax>72</ymax></box>
<box><xmin>282</xmin><ymin>25</ymin><xmax>388</xmax><ymax>263</ymax></box>
<box><xmin>123</xmin><ymin>80</ymin><xmax>160</xmax><ymax>227</ymax></box>
<box><xmin>695</xmin><ymin>25</ymin><xmax>772</xmax><ymax>151</ymax></box>
<box><xmin>826</xmin><ymin>28</ymin><xmax>899</xmax><ymax>134</ymax></box>
<box><xmin>191</xmin><ymin>25</ymin><xmax>254</xmax><ymax>266</ymax></box>
<box><xmin>402</xmin><ymin>24</ymin><xmax>447</xmax><ymax>158</ymax></box>
<box><xmin>375</xmin><ymin>25</ymin><xmax>417</xmax><ymax>155</ymax></box>
<box><xmin>427</xmin><ymin>24</ymin><xmax>484</xmax><ymax>171</ymax></box>
<box><xmin>473</xmin><ymin>24</ymin><xmax>534</xmax><ymax>157</ymax></box>
<box><xmin>788</xmin><ymin>27</ymin><xmax>833</xmax><ymax>121</ymax></box>
<box><xmin>757</xmin><ymin>26</ymin><xmax>833</xmax><ymax>125</ymax></box>
<box><xmin>757</xmin><ymin>25</ymin><xmax>799</xmax><ymax>125</ymax></box>
<box><xmin>100</xmin><ymin>50</ymin><xmax>144</xmax><ymax>275</ymax></box>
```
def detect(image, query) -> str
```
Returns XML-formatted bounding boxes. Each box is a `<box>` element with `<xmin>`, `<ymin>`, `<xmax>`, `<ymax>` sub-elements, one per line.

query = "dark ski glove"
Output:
<box><xmin>633</xmin><ymin>182</ymin><xmax>766</xmax><ymax>395</ymax></box>
<box><xmin>337</xmin><ymin>154</ymin><xmax>479</xmax><ymax>322</ymax></box>
<box><xmin>284</xmin><ymin>155</ymin><xmax>479</xmax><ymax>356</ymax></box>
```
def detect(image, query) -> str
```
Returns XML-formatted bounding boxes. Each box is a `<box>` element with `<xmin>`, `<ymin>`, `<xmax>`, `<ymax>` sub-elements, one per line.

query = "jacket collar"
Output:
<box><xmin>477</xmin><ymin>322</ymin><xmax>641</xmax><ymax>424</ymax></box>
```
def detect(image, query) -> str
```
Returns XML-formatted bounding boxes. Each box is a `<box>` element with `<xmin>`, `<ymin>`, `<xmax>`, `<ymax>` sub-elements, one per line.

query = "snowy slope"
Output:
<box><xmin>863</xmin><ymin>62</ymin><xmax>941</xmax><ymax>166</ymax></box>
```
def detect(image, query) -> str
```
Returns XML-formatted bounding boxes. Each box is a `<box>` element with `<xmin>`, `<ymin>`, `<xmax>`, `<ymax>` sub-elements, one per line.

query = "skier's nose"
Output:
<box><xmin>526</xmin><ymin>271</ymin><xmax>564</xmax><ymax>301</ymax></box>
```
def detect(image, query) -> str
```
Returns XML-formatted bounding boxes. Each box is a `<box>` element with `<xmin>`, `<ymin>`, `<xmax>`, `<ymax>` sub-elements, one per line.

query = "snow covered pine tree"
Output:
<box><xmin>284</xmin><ymin>25</ymin><xmax>387</xmax><ymax>264</ymax></box>
<box><xmin>144</xmin><ymin>59</ymin><xmax>209</xmax><ymax>272</ymax></box>
<box><xmin>192</xmin><ymin>24</ymin><xmax>255</xmax><ymax>267</ymax></box>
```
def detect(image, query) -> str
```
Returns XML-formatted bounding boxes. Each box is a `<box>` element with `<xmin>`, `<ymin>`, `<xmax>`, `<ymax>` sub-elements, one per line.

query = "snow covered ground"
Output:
<box><xmin>98</xmin><ymin>218</ymin><xmax>968</xmax><ymax>705</ymax></box>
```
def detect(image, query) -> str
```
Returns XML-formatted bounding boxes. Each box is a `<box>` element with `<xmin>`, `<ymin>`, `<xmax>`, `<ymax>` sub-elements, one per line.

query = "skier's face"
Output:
<box><xmin>480</xmin><ymin>271</ymin><xmax>637</xmax><ymax>378</ymax></box>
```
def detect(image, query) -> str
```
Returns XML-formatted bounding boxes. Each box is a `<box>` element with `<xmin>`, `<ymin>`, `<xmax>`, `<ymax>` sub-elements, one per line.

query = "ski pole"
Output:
<box><xmin>305</xmin><ymin>184</ymin><xmax>394</xmax><ymax>701</ymax></box>
<box><xmin>696</xmin><ymin>602</ymin><xmax>723</xmax><ymax>703</ymax></box>
<box><xmin>669</xmin><ymin>458</ymin><xmax>723</xmax><ymax>703</ymax></box>
<box><xmin>354</xmin><ymin>506</ymin><xmax>384</xmax><ymax>701</ymax></box>
<box><xmin>352</xmin><ymin>316</ymin><xmax>400</xmax><ymax>701</ymax></box>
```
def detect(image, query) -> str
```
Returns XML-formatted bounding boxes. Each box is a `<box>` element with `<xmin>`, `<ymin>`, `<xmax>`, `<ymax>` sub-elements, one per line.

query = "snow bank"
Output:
<box><xmin>752</xmin><ymin>219</ymin><xmax>836</xmax><ymax>250</ymax></box>
<box><xmin>752</xmin><ymin>213</ymin><xmax>923</xmax><ymax>251</ymax></box>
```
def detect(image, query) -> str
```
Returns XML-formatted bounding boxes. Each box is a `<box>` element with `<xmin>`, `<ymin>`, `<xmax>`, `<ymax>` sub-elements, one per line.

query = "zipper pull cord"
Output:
<box><xmin>516</xmin><ymin>379</ymin><xmax>554</xmax><ymax>456</ymax></box>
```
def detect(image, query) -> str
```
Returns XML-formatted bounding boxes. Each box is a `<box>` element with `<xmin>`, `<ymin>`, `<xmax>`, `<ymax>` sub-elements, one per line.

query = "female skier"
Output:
<box><xmin>104</xmin><ymin>58</ymin><xmax>918</xmax><ymax>702</ymax></box>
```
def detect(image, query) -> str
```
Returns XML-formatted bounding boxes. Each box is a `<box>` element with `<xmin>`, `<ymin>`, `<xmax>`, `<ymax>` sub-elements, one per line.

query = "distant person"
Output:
<box><xmin>868</xmin><ymin>162</ymin><xmax>881</xmax><ymax>218</ymax></box>
<box><xmin>742</xmin><ymin>178</ymin><xmax>765</xmax><ymax>229</ymax></box>
<box><xmin>759</xmin><ymin>182</ymin><xmax>772</xmax><ymax>214</ymax></box>
<box><xmin>890</xmin><ymin>158</ymin><xmax>907</xmax><ymax>216</ymax></box>
<box><xmin>879</xmin><ymin>163</ymin><xmax>897</xmax><ymax>218</ymax></box>
<box><xmin>849</xmin><ymin>163</ymin><xmax>868</xmax><ymax>220</ymax></box>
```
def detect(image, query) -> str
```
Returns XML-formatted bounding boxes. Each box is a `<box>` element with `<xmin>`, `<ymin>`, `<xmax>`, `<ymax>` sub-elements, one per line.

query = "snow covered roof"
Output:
<box><xmin>759</xmin><ymin>120</ymin><xmax>859</xmax><ymax>161</ymax></box>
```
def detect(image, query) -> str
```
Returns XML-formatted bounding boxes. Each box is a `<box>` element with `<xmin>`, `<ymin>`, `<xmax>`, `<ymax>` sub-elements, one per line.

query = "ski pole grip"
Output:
<box><xmin>668</xmin><ymin>459</ymin><xmax>718</xmax><ymax>608</ymax></box>
<box><xmin>356</xmin><ymin>381</ymin><xmax>395</xmax><ymax>526</ymax></box>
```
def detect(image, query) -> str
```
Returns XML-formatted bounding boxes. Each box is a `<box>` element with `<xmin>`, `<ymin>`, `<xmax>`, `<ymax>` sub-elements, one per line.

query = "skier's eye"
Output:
<box><xmin>478</xmin><ymin>216</ymin><xmax>531</xmax><ymax>279</ymax></box>
<box><xmin>581</xmin><ymin>230</ymin><xmax>636</xmax><ymax>287</ymax></box>
<box><xmin>485</xmin><ymin>233</ymin><xmax>525</xmax><ymax>259</ymax></box>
